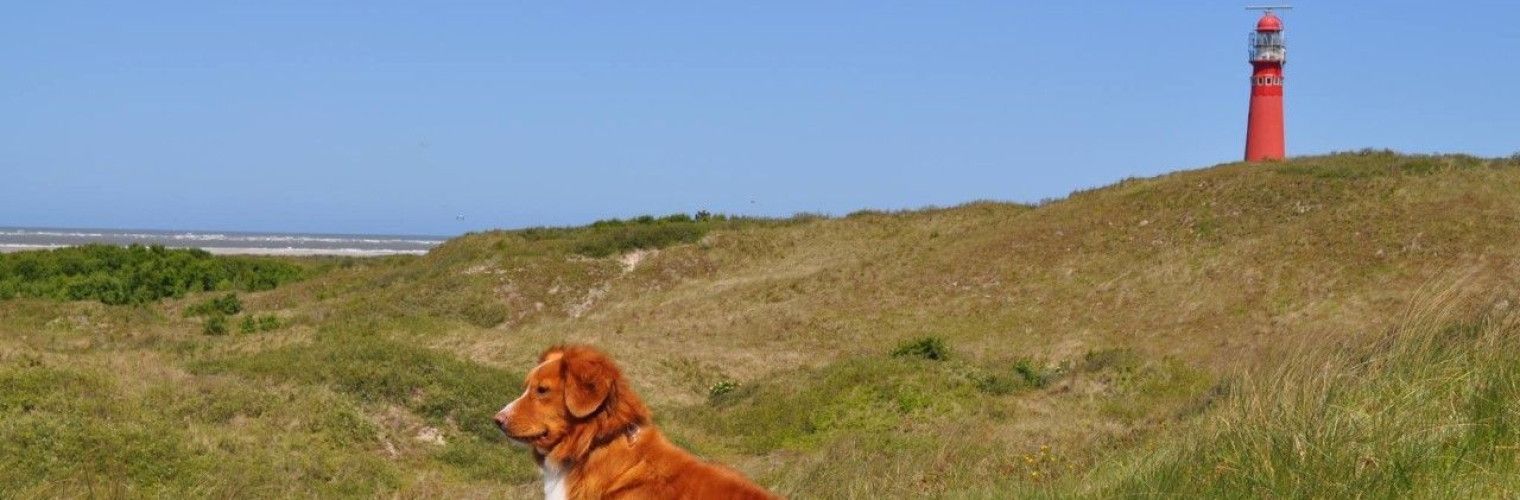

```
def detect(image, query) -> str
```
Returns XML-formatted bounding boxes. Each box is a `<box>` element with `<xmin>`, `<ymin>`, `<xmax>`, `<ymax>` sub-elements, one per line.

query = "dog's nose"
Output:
<box><xmin>492</xmin><ymin>413</ymin><xmax>509</xmax><ymax>433</ymax></box>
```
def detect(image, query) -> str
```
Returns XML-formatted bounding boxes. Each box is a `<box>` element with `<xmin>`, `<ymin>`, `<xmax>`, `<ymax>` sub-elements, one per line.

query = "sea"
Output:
<box><xmin>0</xmin><ymin>227</ymin><xmax>447</xmax><ymax>257</ymax></box>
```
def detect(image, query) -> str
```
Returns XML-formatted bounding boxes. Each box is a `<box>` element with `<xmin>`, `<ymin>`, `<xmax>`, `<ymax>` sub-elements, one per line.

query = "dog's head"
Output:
<box><xmin>493</xmin><ymin>345</ymin><xmax>650</xmax><ymax>462</ymax></box>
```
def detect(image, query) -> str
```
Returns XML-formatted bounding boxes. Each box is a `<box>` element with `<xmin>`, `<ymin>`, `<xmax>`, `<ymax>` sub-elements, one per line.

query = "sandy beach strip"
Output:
<box><xmin>0</xmin><ymin>243</ymin><xmax>426</xmax><ymax>257</ymax></box>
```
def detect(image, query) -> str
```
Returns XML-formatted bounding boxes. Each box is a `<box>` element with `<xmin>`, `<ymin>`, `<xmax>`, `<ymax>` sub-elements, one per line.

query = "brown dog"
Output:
<box><xmin>494</xmin><ymin>345</ymin><xmax>777</xmax><ymax>500</ymax></box>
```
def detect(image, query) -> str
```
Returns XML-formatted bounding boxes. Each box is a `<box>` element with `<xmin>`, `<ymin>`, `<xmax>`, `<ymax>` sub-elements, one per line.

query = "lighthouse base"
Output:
<box><xmin>1245</xmin><ymin>93</ymin><xmax>1285</xmax><ymax>162</ymax></box>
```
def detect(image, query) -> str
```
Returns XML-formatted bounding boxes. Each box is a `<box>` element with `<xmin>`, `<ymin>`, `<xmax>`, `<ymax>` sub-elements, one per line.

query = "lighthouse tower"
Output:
<box><xmin>1244</xmin><ymin>7</ymin><xmax>1288</xmax><ymax>161</ymax></box>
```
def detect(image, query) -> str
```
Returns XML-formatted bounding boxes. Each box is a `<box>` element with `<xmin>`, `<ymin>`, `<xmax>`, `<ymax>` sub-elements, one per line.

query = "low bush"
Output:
<box><xmin>708</xmin><ymin>380</ymin><xmax>739</xmax><ymax>400</ymax></box>
<box><xmin>1081</xmin><ymin>347</ymin><xmax>1142</xmax><ymax>373</ymax></box>
<box><xmin>891</xmin><ymin>337</ymin><xmax>950</xmax><ymax>361</ymax></box>
<box><xmin>238</xmin><ymin>314</ymin><xmax>281</xmax><ymax>334</ymax></box>
<box><xmin>185</xmin><ymin>293</ymin><xmax>242</xmax><ymax>317</ymax></box>
<box><xmin>202</xmin><ymin>315</ymin><xmax>228</xmax><ymax>336</ymax></box>
<box><xmin>572</xmin><ymin>220</ymin><xmax>708</xmax><ymax>257</ymax></box>
<box><xmin>0</xmin><ymin>244</ymin><xmax>308</xmax><ymax>305</ymax></box>
<box><xmin>1013</xmin><ymin>359</ymin><xmax>1053</xmax><ymax>388</ymax></box>
<box><xmin>973</xmin><ymin>358</ymin><xmax>1056</xmax><ymax>395</ymax></box>
<box><xmin>456</xmin><ymin>212</ymin><xmax>795</xmax><ymax>259</ymax></box>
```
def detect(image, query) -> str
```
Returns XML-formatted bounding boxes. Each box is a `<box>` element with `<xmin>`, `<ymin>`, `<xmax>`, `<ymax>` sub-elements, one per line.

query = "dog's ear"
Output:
<box><xmin>562</xmin><ymin>350</ymin><xmax>614</xmax><ymax>418</ymax></box>
<box><xmin>538</xmin><ymin>346</ymin><xmax>565</xmax><ymax>364</ymax></box>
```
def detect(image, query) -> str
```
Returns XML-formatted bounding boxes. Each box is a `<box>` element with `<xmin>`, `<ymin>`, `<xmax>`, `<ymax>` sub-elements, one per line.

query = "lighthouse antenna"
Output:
<box><xmin>1245</xmin><ymin>5</ymin><xmax>1293</xmax><ymax>12</ymax></box>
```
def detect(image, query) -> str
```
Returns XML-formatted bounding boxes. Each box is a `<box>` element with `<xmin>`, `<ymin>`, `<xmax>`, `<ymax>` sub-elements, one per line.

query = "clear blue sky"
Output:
<box><xmin>4</xmin><ymin>1</ymin><xmax>1517</xmax><ymax>236</ymax></box>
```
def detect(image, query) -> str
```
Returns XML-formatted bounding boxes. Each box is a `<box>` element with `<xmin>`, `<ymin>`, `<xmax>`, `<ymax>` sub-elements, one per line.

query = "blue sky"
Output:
<box><xmin>4</xmin><ymin>1</ymin><xmax>1517</xmax><ymax>236</ymax></box>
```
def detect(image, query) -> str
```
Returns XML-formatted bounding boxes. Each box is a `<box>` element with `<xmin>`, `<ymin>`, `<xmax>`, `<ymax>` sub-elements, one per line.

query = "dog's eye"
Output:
<box><xmin>535</xmin><ymin>386</ymin><xmax>550</xmax><ymax>395</ymax></box>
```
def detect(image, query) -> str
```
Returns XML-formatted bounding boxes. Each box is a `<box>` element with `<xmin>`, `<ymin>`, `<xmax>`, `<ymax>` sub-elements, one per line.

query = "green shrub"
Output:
<box><xmin>891</xmin><ymin>337</ymin><xmax>950</xmax><ymax>361</ymax></box>
<box><xmin>202</xmin><ymin>315</ymin><xmax>228</xmax><ymax>336</ymax></box>
<box><xmin>186</xmin><ymin>293</ymin><xmax>242</xmax><ymax>317</ymax></box>
<box><xmin>572</xmin><ymin>221</ymin><xmax>708</xmax><ymax>257</ymax></box>
<box><xmin>0</xmin><ymin>244</ymin><xmax>309</xmax><ymax>305</ymax></box>
<box><xmin>238</xmin><ymin>314</ymin><xmax>281</xmax><ymax>334</ymax></box>
<box><xmin>708</xmin><ymin>380</ymin><xmax>739</xmax><ymax>400</ymax></box>
<box><xmin>973</xmin><ymin>358</ymin><xmax>1055</xmax><ymax>395</ymax></box>
<box><xmin>443</xmin><ymin>212</ymin><xmax>789</xmax><ymax>260</ymax></box>
<box><xmin>1012</xmin><ymin>359</ymin><xmax>1052</xmax><ymax>388</ymax></box>
<box><xmin>1081</xmin><ymin>347</ymin><xmax>1142</xmax><ymax>373</ymax></box>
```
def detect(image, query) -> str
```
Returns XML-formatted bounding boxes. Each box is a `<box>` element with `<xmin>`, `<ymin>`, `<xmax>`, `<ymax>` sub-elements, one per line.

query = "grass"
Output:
<box><xmin>190</xmin><ymin>333</ymin><xmax>521</xmax><ymax>441</ymax></box>
<box><xmin>2</xmin><ymin>152</ymin><xmax>1520</xmax><ymax>497</ymax></box>
<box><xmin>0</xmin><ymin>356</ymin><xmax>400</xmax><ymax>497</ymax></box>
<box><xmin>680</xmin><ymin>356</ymin><xmax>992</xmax><ymax>453</ymax></box>
<box><xmin>1069</xmin><ymin>289</ymin><xmax>1520</xmax><ymax>498</ymax></box>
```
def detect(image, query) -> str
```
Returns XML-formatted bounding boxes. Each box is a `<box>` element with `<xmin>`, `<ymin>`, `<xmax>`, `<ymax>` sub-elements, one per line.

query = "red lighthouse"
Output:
<box><xmin>1244</xmin><ymin>6</ymin><xmax>1289</xmax><ymax>161</ymax></box>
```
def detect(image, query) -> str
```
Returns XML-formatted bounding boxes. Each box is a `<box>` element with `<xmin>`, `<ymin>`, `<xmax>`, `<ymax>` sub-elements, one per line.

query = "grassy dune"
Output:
<box><xmin>3</xmin><ymin>151</ymin><xmax>1519</xmax><ymax>497</ymax></box>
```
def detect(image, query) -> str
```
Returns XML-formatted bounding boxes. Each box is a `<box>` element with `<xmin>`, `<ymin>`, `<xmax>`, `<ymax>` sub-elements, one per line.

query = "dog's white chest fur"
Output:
<box><xmin>541</xmin><ymin>460</ymin><xmax>567</xmax><ymax>500</ymax></box>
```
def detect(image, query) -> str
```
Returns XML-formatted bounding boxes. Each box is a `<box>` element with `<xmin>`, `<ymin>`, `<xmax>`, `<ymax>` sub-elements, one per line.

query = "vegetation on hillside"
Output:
<box><xmin>0</xmin><ymin>244</ymin><xmax>309</xmax><ymax>305</ymax></box>
<box><xmin>449</xmin><ymin>212</ymin><xmax>816</xmax><ymax>260</ymax></box>
<box><xmin>321</xmin><ymin>212</ymin><xmax>817</xmax><ymax>329</ymax></box>
<box><xmin>184</xmin><ymin>293</ymin><xmax>243</xmax><ymax>317</ymax></box>
<box><xmin>1092</xmin><ymin>296</ymin><xmax>1520</xmax><ymax>498</ymax></box>
<box><xmin>2</xmin><ymin>152</ymin><xmax>1519</xmax><ymax>497</ymax></box>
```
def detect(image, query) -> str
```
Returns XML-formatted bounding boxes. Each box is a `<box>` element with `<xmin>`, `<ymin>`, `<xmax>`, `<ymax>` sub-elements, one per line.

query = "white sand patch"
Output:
<box><xmin>620</xmin><ymin>249</ymin><xmax>655</xmax><ymax>273</ymax></box>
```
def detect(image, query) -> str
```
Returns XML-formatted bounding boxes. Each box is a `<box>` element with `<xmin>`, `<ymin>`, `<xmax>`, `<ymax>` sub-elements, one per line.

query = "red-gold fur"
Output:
<box><xmin>494</xmin><ymin>345</ymin><xmax>778</xmax><ymax>500</ymax></box>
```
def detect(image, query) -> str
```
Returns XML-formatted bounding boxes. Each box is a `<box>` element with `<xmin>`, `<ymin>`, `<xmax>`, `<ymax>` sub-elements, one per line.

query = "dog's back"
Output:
<box><xmin>570</xmin><ymin>426</ymin><xmax>773</xmax><ymax>499</ymax></box>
